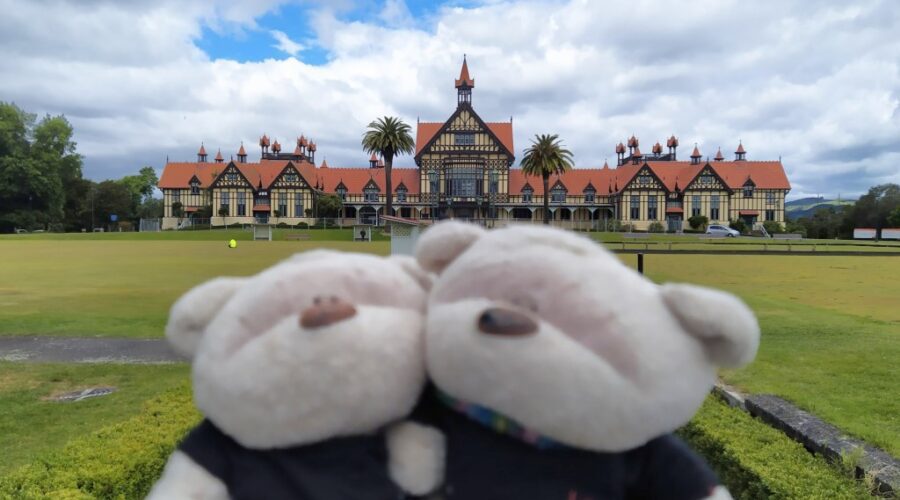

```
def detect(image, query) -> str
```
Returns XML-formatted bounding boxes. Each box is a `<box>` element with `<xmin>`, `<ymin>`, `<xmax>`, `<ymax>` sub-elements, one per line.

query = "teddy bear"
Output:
<box><xmin>412</xmin><ymin>221</ymin><xmax>760</xmax><ymax>500</ymax></box>
<box><xmin>148</xmin><ymin>250</ymin><xmax>444</xmax><ymax>500</ymax></box>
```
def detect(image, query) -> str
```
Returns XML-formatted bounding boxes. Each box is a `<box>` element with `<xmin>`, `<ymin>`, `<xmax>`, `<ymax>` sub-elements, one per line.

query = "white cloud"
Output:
<box><xmin>0</xmin><ymin>0</ymin><xmax>898</xmax><ymax>199</ymax></box>
<box><xmin>270</xmin><ymin>30</ymin><xmax>305</xmax><ymax>56</ymax></box>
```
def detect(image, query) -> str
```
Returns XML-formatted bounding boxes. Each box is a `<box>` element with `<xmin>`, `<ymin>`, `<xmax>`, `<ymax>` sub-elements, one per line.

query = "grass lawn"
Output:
<box><xmin>0</xmin><ymin>227</ymin><xmax>390</xmax><ymax>242</ymax></box>
<box><xmin>0</xmin><ymin>362</ymin><xmax>190</xmax><ymax>475</ymax></box>
<box><xmin>638</xmin><ymin>254</ymin><xmax>900</xmax><ymax>457</ymax></box>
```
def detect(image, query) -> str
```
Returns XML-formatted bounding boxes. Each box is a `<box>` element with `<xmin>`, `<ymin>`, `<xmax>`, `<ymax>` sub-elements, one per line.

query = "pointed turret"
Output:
<box><xmin>652</xmin><ymin>142</ymin><xmax>662</xmax><ymax>155</ymax></box>
<box><xmin>369</xmin><ymin>153</ymin><xmax>378</xmax><ymax>168</ymax></box>
<box><xmin>667</xmin><ymin>134</ymin><xmax>679</xmax><ymax>158</ymax></box>
<box><xmin>237</xmin><ymin>142</ymin><xmax>247</xmax><ymax>163</ymax></box>
<box><xmin>197</xmin><ymin>143</ymin><xmax>207</xmax><ymax>162</ymax></box>
<box><xmin>320</xmin><ymin>159</ymin><xmax>329</xmax><ymax>169</ymax></box>
<box><xmin>735</xmin><ymin>141</ymin><xmax>746</xmax><ymax>161</ymax></box>
<box><xmin>455</xmin><ymin>55</ymin><xmax>474</xmax><ymax>106</ymax></box>
<box><xmin>214</xmin><ymin>149</ymin><xmax>223</xmax><ymax>163</ymax></box>
<box><xmin>690</xmin><ymin>144</ymin><xmax>702</xmax><ymax>165</ymax></box>
<box><xmin>272</xmin><ymin>139</ymin><xmax>281</xmax><ymax>153</ymax></box>
<box><xmin>714</xmin><ymin>147</ymin><xmax>724</xmax><ymax>161</ymax></box>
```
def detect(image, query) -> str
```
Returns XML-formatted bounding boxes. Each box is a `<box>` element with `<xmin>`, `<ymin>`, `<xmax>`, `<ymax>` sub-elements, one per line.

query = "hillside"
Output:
<box><xmin>786</xmin><ymin>197</ymin><xmax>855</xmax><ymax>219</ymax></box>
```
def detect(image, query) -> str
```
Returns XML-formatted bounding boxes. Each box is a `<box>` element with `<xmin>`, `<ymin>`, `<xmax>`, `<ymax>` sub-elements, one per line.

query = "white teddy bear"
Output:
<box><xmin>413</xmin><ymin>222</ymin><xmax>760</xmax><ymax>500</ymax></box>
<box><xmin>148</xmin><ymin>250</ymin><xmax>444</xmax><ymax>500</ymax></box>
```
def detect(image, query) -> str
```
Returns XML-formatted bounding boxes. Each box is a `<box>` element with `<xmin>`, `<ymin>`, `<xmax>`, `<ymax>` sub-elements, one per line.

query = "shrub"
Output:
<box><xmin>677</xmin><ymin>397</ymin><xmax>869</xmax><ymax>499</ymax></box>
<box><xmin>276</xmin><ymin>222</ymin><xmax>289</xmax><ymax>229</ymax></box>
<box><xmin>762</xmin><ymin>221</ymin><xmax>784</xmax><ymax>234</ymax></box>
<box><xmin>0</xmin><ymin>386</ymin><xmax>201</xmax><ymax>499</ymax></box>
<box><xmin>648</xmin><ymin>221</ymin><xmax>665</xmax><ymax>233</ymax></box>
<box><xmin>619</xmin><ymin>223</ymin><xmax>636</xmax><ymax>233</ymax></box>
<box><xmin>296</xmin><ymin>222</ymin><xmax>309</xmax><ymax>229</ymax></box>
<box><xmin>688</xmin><ymin>215</ymin><xmax>709</xmax><ymax>231</ymax></box>
<box><xmin>729</xmin><ymin>218</ymin><xmax>748</xmax><ymax>234</ymax></box>
<box><xmin>784</xmin><ymin>220</ymin><xmax>807</xmax><ymax>237</ymax></box>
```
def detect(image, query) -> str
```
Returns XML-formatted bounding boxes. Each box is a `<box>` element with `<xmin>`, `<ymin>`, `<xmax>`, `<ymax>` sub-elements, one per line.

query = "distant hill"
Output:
<box><xmin>786</xmin><ymin>197</ymin><xmax>855</xmax><ymax>219</ymax></box>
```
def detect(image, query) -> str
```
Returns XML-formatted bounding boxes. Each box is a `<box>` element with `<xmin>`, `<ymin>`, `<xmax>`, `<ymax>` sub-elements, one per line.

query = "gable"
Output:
<box><xmin>210</xmin><ymin>163</ymin><xmax>252</xmax><ymax>189</ymax></box>
<box><xmin>273</xmin><ymin>164</ymin><xmax>310</xmax><ymax>188</ymax></box>
<box><xmin>685</xmin><ymin>165</ymin><xmax>727</xmax><ymax>191</ymax></box>
<box><xmin>415</xmin><ymin>107</ymin><xmax>514</xmax><ymax>160</ymax></box>
<box><xmin>623</xmin><ymin>166</ymin><xmax>663</xmax><ymax>191</ymax></box>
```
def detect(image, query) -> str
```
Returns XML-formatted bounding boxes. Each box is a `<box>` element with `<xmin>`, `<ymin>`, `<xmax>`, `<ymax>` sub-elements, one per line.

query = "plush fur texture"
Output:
<box><xmin>147</xmin><ymin>450</ymin><xmax>228</xmax><ymax>500</ymax></box>
<box><xmin>415</xmin><ymin>222</ymin><xmax>760</xmax><ymax>453</ymax></box>
<box><xmin>159</xmin><ymin>250</ymin><xmax>443</xmax><ymax>495</ymax></box>
<box><xmin>385</xmin><ymin>421</ymin><xmax>446</xmax><ymax>496</ymax></box>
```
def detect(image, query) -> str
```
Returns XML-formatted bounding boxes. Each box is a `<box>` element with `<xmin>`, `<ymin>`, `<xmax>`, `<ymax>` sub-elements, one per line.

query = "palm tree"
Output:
<box><xmin>361</xmin><ymin>117</ymin><xmax>415</xmax><ymax>222</ymax></box>
<box><xmin>520</xmin><ymin>134</ymin><xmax>574</xmax><ymax>224</ymax></box>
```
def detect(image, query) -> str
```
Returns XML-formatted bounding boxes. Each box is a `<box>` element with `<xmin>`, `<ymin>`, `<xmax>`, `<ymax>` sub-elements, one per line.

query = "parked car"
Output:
<box><xmin>706</xmin><ymin>224</ymin><xmax>740</xmax><ymax>237</ymax></box>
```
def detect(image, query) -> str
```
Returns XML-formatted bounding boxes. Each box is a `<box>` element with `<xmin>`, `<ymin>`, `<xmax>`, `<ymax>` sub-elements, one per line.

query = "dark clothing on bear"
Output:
<box><xmin>178</xmin><ymin>419</ymin><xmax>404</xmax><ymax>500</ymax></box>
<box><xmin>412</xmin><ymin>388</ymin><xmax>720</xmax><ymax>500</ymax></box>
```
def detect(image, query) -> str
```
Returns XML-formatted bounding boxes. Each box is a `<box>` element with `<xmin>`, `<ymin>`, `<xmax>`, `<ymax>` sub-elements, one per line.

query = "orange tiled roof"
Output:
<box><xmin>316</xmin><ymin>167</ymin><xmax>420</xmax><ymax>195</ymax></box>
<box><xmin>415</xmin><ymin>121</ymin><xmax>514</xmax><ymax>155</ymax></box>
<box><xmin>455</xmin><ymin>58</ymin><xmax>474</xmax><ymax>88</ymax></box>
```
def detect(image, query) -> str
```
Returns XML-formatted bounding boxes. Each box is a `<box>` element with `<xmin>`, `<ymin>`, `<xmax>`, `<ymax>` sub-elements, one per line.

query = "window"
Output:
<box><xmin>456</xmin><ymin>133</ymin><xmax>475</xmax><ymax>146</ymax></box>
<box><xmin>237</xmin><ymin>192</ymin><xmax>245</xmax><ymax>216</ymax></box>
<box><xmin>648</xmin><ymin>197</ymin><xmax>658</xmax><ymax>220</ymax></box>
<box><xmin>630</xmin><ymin>196</ymin><xmax>640</xmax><ymax>219</ymax></box>
<box><xmin>295</xmin><ymin>197</ymin><xmax>303</xmax><ymax>218</ymax></box>
<box><xmin>584</xmin><ymin>188</ymin><xmax>596</xmax><ymax>203</ymax></box>
<box><xmin>550</xmin><ymin>186</ymin><xmax>567</xmax><ymax>203</ymax></box>
<box><xmin>692</xmin><ymin>195</ymin><xmax>701</xmax><ymax>217</ymax></box>
<box><xmin>221</xmin><ymin>192</ymin><xmax>230</xmax><ymax>214</ymax></box>
<box><xmin>429</xmin><ymin>171</ymin><xmax>439</xmax><ymax>194</ymax></box>
<box><xmin>396</xmin><ymin>186</ymin><xmax>407</xmax><ymax>203</ymax></box>
<box><xmin>336</xmin><ymin>185</ymin><xmax>347</xmax><ymax>201</ymax></box>
<box><xmin>278</xmin><ymin>200</ymin><xmax>287</xmax><ymax>217</ymax></box>
<box><xmin>190</xmin><ymin>182</ymin><xmax>200</xmax><ymax>195</ymax></box>
<box><xmin>284</xmin><ymin>173</ymin><xmax>298</xmax><ymax>182</ymax></box>
<box><xmin>364</xmin><ymin>186</ymin><xmax>379</xmax><ymax>202</ymax></box>
<box><xmin>489</xmin><ymin>172</ymin><xmax>498</xmax><ymax>194</ymax></box>
<box><xmin>766</xmin><ymin>191</ymin><xmax>776</xmax><ymax>204</ymax></box>
<box><xmin>560</xmin><ymin>209</ymin><xmax>571</xmax><ymax>220</ymax></box>
<box><xmin>710</xmin><ymin>195</ymin><xmax>720</xmax><ymax>220</ymax></box>
<box><xmin>522</xmin><ymin>187</ymin><xmax>533</xmax><ymax>203</ymax></box>
<box><xmin>766</xmin><ymin>210</ymin><xmax>775</xmax><ymax>221</ymax></box>
<box><xmin>743</xmin><ymin>185</ymin><xmax>754</xmax><ymax>198</ymax></box>
<box><xmin>226</xmin><ymin>171</ymin><xmax>238</xmax><ymax>181</ymax></box>
<box><xmin>172</xmin><ymin>190</ymin><xmax>181</xmax><ymax>203</ymax></box>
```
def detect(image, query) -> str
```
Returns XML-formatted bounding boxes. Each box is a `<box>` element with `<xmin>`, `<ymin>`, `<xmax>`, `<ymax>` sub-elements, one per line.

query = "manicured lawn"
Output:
<box><xmin>0</xmin><ymin>227</ymin><xmax>390</xmax><ymax>242</ymax></box>
<box><xmin>0</xmin><ymin>240</ymin><xmax>389</xmax><ymax>337</ymax></box>
<box><xmin>637</xmin><ymin>254</ymin><xmax>900</xmax><ymax>457</ymax></box>
<box><xmin>0</xmin><ymin>362</ymin><xmax>190</xmax><ymax>475</ymax></box>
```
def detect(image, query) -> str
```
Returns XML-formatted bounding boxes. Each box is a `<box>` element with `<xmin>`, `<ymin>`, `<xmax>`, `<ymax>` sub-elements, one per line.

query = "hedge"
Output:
<box><xmin>0</xmin><ymin>385</ymin><xmax>201</xmax><ymax>499</ymax></box>
<box><xmin>678</xmin><ymin>397</ymin><xmax>870</xmax><ymax>499</ymax></box>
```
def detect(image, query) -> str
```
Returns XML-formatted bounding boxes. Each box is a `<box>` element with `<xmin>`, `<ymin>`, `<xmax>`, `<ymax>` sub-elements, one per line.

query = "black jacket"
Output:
<box><xmin>179</xmin><ymin>419</ymin><xmax>405</xmax><ymax>500</ymax></box>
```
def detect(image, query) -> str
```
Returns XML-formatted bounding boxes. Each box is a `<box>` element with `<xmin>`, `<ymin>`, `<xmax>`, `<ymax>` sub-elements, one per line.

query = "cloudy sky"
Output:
<box><xmin>1</xmin><ymin>0</ymin><xmax>898</xmax><ymax>199</ymax></box>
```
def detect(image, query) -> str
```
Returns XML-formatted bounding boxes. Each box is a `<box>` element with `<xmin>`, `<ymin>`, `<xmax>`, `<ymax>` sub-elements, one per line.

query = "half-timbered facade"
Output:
<box><xmin>158</xmin><ymin>59</ymin><xmax>790</xmax><ymax>231</ymax></box>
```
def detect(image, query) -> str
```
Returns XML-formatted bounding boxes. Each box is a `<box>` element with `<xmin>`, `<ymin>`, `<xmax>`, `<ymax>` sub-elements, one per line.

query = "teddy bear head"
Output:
<box><xmin>415</xmin><ymin>222</ymin><xmax>759</xmax><ymax>452</ymax></box>
<box><xmin>165</xmin><ymin>250</ymin><xmax>432</xmax><ymax>449</ymax></box>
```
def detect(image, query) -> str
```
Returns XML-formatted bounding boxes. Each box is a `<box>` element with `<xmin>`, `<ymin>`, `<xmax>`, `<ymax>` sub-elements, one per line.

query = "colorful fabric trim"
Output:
<box><xmin>436</xmin><ymin>389</ymin><xmax>564</xmax><ymax>450</ymax></box>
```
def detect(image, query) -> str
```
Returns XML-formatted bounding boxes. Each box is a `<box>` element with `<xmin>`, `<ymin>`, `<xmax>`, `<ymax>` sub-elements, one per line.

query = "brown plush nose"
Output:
<box><xmin>300</xmin><ymin>296</ymin><xmax>357</xmax><ymax>329</ymax></box>
<box><xmin>478</xmin><ymin>307</ymin><xmax>538</xmax><ymax>337</ymax></box>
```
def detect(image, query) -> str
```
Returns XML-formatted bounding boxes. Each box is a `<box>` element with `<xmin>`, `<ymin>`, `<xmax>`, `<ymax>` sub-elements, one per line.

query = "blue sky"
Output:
<box><xmin>0</xmin><ymin>0</ymin><xmax>898</xmax><ymax>200</ymax></box>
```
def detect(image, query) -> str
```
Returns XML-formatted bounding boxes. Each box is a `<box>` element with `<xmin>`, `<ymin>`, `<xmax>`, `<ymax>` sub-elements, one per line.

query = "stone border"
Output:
<box><xmin>713</xmin><ymin>384</ymin><xmax>899</xmax><ymax>496</ymax></box>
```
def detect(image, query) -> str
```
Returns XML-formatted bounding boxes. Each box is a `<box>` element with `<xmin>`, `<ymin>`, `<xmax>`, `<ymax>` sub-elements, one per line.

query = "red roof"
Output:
<box><xmin>238</xmin><ymin>144</ymin><xmax>246</xmax><ymax>156</ymax></box>
<box><xmin>215</xmin><ymin>149</ymin><xmax>223</xmax><ymax>161</ymax></box>
<box><xmin>253</xmin><ymin>204</ymin><xmax>271</xmax><ymax>212</ymax></box>
<box><xmin>415</xmin><ymin>121</ymin><xmax>514</xmax><ymax>155</ymax></box>
<box><xmin>667</xmin><ymin>135</ymin><xmax>678</xmax><ymax>148</ymax></box>
<box><xmin>739</xmin><ymin>210</ymin><xmax>758</xmax><ymax>215</ymax></box>
<box><xmin>455</xmin><ymin>58</ymin><xmax>474</xmax><ymax>88</ymax></box>
<box><xmin>198</xmin><ymin>144</ymin><xmax>206</xmax><ymax>155</ymax></box>
<box><xmin>736</xmin><ymin>142</ymin><xmax>746</xmax><ymax>154</ymax></box>
<box><xmin>316</xmin><ymin>167</ymin><xmax>421</xmax><ymax>195</ymax></box>
<box><xmin>652</xmin><ymin>142</ymin><xmax>662</xmax><ymax>154</ymax></box>
<box><xmin>714</xmin><ymin>148</ymin><xmax>724</xmax><ymax>161</ymax></box>
<box><xmin>665</xmin><ymin>207</ymin><xmax>684</xmax><ymax>214</ymax></box>
<box><xmin>691</xmin><ymin>145</ymin><xmax>701</xmax><ymax>157</ymax></box>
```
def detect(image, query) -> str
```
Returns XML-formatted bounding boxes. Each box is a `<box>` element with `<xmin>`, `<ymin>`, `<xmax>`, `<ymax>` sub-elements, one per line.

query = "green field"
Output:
<box><xmin>1</xmin><ymin>232</ymin><xmax>898</xmax><ymax>458</ymax></box>
<box><xmin>0</xmin><ymin>362</ymin><xmax>190</xmax><ymax>474</ymax></box>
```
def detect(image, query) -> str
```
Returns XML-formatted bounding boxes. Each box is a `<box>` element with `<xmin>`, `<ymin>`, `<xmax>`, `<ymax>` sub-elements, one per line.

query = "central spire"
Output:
<box><xmin>456</xmin><ymin>55</ymin><xmax>474</xmax><ymax>107</ymax></box>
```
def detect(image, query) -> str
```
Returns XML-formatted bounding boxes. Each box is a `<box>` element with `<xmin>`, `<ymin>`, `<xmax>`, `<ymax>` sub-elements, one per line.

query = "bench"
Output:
<box><xmin>285</xmin><ymin>233</ymin><xmax>311</xmax><ymax>241</ymax></box>
<box><xmin>773</xmin><ymin>233</ymin><xmax>803</xmax><ymax>240</ymax></box>
<box><xmin>622</xmin><ymin>233</ymin><xmax>649</xmax><ymax>239</ymax></box>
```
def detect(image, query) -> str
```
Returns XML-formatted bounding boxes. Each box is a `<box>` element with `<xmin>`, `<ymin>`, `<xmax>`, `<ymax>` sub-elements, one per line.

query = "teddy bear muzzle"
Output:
<box><xmin>477</xmin><ymin>307</ymin><xmax>538</xmax><ymax>337</ymax></box>
<box><xmin>300</xmin><ymin>296</ymin><xmax>358</xmax><ymax>329</ymax></box>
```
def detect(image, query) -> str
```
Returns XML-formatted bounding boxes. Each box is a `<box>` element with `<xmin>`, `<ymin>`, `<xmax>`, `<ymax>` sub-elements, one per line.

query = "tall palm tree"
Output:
<box><xmin>520</xmin><ymin>134</ymin><xmax>574</xmax><ymax>224</ymax></box>
<box><xmin>361</xmin><ymin>117</ymin><xmax>415</xmax><ymax>222</ymax></box>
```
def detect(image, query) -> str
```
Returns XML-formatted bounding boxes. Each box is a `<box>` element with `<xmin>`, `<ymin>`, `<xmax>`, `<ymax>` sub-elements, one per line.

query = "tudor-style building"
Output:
<box><xmin>158</xmin><ymin>59</ymin><xmax>790</xmax><ymax>231</ymax></box>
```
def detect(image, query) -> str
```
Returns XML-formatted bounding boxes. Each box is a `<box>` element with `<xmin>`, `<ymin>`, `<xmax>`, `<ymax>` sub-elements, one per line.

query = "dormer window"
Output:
<box><xmin>550</xmin><ymin>185</ymin><xmax>567</xmax><ymax>203</ymax></box>
<box><xmin>522</xmin><ymin>186</ymin><xmax>533</xmax><ymax>203</ymax></box>
<box><xmin>584</xmin><ymin>187</ymin><xmax>596</xmax><ymax>203</ymax></box>
<box><xmin>284</xmin><ymin>172</ymin><xmax>298</xmax><ymax>182</ymax></box>
<box><xmin>396</xmin><ymin>185</ymin><xmax>408</xmax><ymax>203</ymax></box>
<box><xmin>336</xmin><ymin>185</ymin><xmax>347</xmax><ymax>201</ymax></box>
<box><xmin>456</xmin><ymin>133</ymin><xmax>475</xmax><ymax>146</ymax></box>
<box><xmin>226</xmin><ymin>172</ymin><xmax>238</xmax><ymax>181</ymax></box>
<box><xmin>364</xmin><ymin>185</ymin><xmax>379</xmax><ymax>203</ymax></box>
<box><xmin>743</xmin><ymin>184</ymin><xmax>754</xmax><ymax>198</ymax></box>
<box><xmin>190</xmin><ymin>180</ymin><xmax>200</xmax><ymax>195</ymax></box>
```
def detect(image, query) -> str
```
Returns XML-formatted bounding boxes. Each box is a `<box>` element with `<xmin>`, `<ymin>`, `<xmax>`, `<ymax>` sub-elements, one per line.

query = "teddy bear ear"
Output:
<box><xmin>165</xmin><ymin>277</ymin><xmax>246</xmax><ymax>358</ymax></box>
<box><xmin>414</xmin><ymin>221</ymin><xmax>485</xmax><ymax>274</ymax></box>
<box><xmin>660</xmin><ymin>283</ymin><xmax>760</xmax><ymax>368</ymax></box>
<box><xmin>390</xmin><ymin>255</ymin><xmax>433</xmax><ymax>291</ymax></box>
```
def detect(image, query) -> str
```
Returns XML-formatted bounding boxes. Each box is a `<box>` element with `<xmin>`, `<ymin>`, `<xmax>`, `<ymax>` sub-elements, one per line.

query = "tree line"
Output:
<box><xmin>785</xmin><ymin>184</ymin><xmax>900</xmax><ymax>239</ymax></box>
<box><xmin>0</xmin><ymin>102</ymin><xmax>160</xmax><ymax>233</ymax></box>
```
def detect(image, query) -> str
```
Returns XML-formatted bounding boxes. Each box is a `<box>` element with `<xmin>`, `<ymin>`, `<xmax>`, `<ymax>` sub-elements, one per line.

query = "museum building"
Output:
<box><xmin>158</xmin><ymin>59</ymin><xmax>790</xmax><ymax>231</ymax></box>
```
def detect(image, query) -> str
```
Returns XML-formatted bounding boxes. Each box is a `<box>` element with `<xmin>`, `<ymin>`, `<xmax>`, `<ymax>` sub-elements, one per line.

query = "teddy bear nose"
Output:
<box><xmin>300</xmin><ymin>296</ymin><xmax>357</xmax><ymax>329</ymax></box>
<box><xmin>478</xmin><ymin>307</ymin><xmax>538</xmax><ymax>336</ymax></box>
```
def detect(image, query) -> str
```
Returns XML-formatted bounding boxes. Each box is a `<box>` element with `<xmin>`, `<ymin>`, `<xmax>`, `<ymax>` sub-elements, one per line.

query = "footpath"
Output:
<box><xmin>0</xmin><ymin>336</ymin><xmax>185</xmax><ymax>363</ymax></box>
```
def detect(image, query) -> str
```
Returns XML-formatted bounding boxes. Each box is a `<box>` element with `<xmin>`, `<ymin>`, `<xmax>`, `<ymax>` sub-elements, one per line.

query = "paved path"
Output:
<box><xmin>0</xmin><ymin>336</ymin><xmax>187</xmax><ymax>363</ymax></box>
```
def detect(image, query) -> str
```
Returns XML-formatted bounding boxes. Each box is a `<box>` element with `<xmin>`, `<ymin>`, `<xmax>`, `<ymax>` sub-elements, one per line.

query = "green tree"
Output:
<box><xmin>361</xmin><ymin>117</ymin><xmax>415</xmax><ymax>220</ymax></box>
<box><xmin>171</xmin><ymin>201</ymin><xmax>184</xmax><ymax>219</ymax></box>
<box><xmin>888</xmin><ymin>206</ymin><xmax>900</xmax><ymax>228</ymax></box>
<box><xmin>845</xmin><ymin>183</ymin><xmax>900</xmax><ymax>238</ymax></box>
<box><xmin>688</xmin><ymin>215</ymin><xmax>709</xmax><ymax>231</ymax></box>
<box><xmin>316</xmin><ymin>194</ymin><xmax>343</xmax><ymax>218</ymax></box>
<box><xmin>520</xmin><ymin>134</ymin><xmax>574</xmax><ymax>224</ymax></box>
<box><xmin>33</xmin><ymin>114</ymin><xmax>82</xmax><ymax>228</ymax></box>
<box><xmin>119</xmin><ymin>166</ymin><xmax>158</xmax><ymax>218</ymax></box>
<box><xmin>93</xmin><ymin>180</ymin><xmax>133</xmax><ymax>228</ymax></box>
